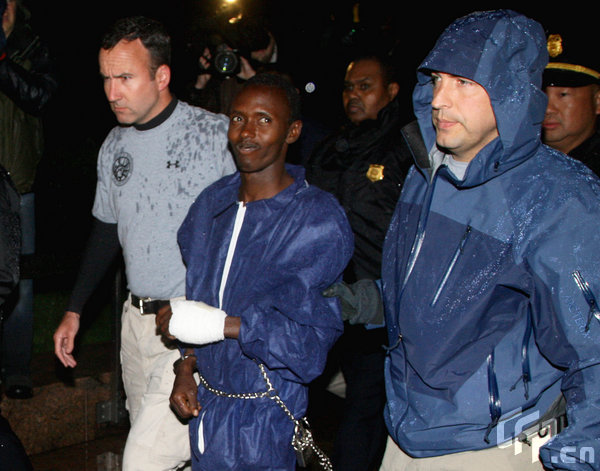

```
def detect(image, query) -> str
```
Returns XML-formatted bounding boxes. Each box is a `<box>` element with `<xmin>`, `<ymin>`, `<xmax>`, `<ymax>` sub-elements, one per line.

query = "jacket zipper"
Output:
<box><xmin>484</xmin><ymin>350</ymin><xmax>502</xmax><ymax>443</ymax></box>
<box><xmin>572</xmin><ymin>270</ymin><xmax>600</xmax><ymax>331</ymax></box>
<box><xmin>510</xmin><ymin>310</ymin><xmax>532</xmax><ymax>400</ymax></box>
<box><xmin>401</xmin><ymin>168</ymin><xmax>442</xmax><ymax>290</ymax></box>
<box><xmin>431</xmin><ymin>225</ymin><xmax>472</xmax><ymax>306</ymax></box>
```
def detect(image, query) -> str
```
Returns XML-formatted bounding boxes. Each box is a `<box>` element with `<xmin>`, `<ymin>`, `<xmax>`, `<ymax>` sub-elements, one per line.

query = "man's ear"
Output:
<box><xmin>156</xmin><ymin>64</ymin><xmax>171</xmax><ymax>91</ymax></box>
<box><xmin>388</xmin><ymin>82</ymin><xmax>400</xmax><ymax>101</ymax></box>
<box><xmin>286</xmin><ymin>120</ymin><xmax>303</xmax><ymax>144</ymax></box>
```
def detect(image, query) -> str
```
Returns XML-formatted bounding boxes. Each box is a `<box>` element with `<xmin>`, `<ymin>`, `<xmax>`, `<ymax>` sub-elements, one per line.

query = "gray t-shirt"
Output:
<box><xmin>92</xmin><ymin>100</ymin><xmax>236</xmax><ymax>299</ymax></box>
<box><xmin>429</xmin><ymin>146</ymin><xmax>469</xmax><ymax>181</ymax></box>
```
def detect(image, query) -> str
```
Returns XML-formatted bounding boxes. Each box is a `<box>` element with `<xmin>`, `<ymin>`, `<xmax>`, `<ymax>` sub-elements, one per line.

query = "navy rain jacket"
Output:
<box><xmin>382</xmin><ymin>10</ymin><xmax>600</xmax><ymax>470</ymax></box>
<box><xmin>178</xmin><ymin>165</ymin><xmax>353</xmax><ymax>470</ymax></box>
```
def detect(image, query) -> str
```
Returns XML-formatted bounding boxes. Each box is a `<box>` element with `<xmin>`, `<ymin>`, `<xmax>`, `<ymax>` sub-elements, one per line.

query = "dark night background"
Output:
<box><xmin>17</xmin><ymin>0</ymin><xmax>589</xmax><ymax>271</ymax></box>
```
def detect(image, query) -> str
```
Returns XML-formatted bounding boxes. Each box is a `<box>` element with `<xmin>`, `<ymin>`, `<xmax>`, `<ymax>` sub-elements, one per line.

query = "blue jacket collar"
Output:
<box><xmin>211</xmin><ymin>164</ymin><xmax>309</xmax><ymax>216</ymax></box>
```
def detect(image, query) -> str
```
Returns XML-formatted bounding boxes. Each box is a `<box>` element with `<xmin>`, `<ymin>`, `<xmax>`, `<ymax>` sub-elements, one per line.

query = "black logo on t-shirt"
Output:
<box><xmin>112</xmin><ymin>153</ymin><xmax>133</xmax><ymax>186</ymax></box>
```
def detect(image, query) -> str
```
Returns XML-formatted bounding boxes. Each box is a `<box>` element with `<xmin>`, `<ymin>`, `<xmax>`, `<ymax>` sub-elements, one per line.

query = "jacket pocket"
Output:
<box><xmin>431</xmin><ymin>225</ymin><xmax>472</xmax><ymax>306</ymax></box>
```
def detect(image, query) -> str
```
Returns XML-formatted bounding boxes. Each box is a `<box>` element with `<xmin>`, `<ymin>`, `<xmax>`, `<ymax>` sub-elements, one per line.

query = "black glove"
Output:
<box><xmin>323</xmin><ymin>279</ymin><xmax>384</xmax><ymax>326</ymax></box>
<box><xmin>0</xmin><ymin>0</ymin><xmax>7</xmax><ymax>54</ymax></box>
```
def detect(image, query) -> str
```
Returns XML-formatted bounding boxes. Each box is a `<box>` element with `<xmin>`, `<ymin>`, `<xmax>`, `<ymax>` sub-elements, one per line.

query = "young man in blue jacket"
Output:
<box><xmin>380</xmin><ymin>10</ymin><xmax>600</xmax><ymax>470</ymax></box>
<box><xmin>156</xmin><ymin>73</ymin><xmax>353</xmax><ymax>470</ymax></box>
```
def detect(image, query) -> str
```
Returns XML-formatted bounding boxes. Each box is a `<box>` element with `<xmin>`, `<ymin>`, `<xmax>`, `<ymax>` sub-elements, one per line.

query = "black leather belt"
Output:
<box><xmin>131</xmin><ymin>294</ymin><xmax>170</xmax><ymax>314</ymax></box>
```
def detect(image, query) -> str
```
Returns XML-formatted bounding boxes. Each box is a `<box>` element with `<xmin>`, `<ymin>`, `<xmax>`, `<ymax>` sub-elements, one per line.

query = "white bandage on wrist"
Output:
<box><xmin>169</xmin><ymin>299</ymin><xmax>227</xmax><ymax>345</ymax></box>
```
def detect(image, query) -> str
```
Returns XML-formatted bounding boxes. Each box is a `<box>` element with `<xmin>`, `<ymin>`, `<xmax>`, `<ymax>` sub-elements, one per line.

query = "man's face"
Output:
<box><xmin>2</xmin><ymin>0</ymin><xmax>16</xmax><ymax>38</ymax></box>
<box><xmin>228</xmin><ymin>84</ymin><xmax>301</xmax><ymax>175</ymax></box>
<box><xmin>430</xmin><ymin>72</ymin><xmax>499</xmax><ymax>163</ymax></box>
<box><xmin>99</xmin><ymin>39</ymin><xmax>168</xmax><ymax>125</ymax></box>
<box><xmin>342</xmin><ymin>59</ymin><xmax>399</xmax><ymax>125</ymax></box>
<box><xmin>542</xmin><ymin>85</ymin><xmax>600</xmax><ymax>154</ymax></box>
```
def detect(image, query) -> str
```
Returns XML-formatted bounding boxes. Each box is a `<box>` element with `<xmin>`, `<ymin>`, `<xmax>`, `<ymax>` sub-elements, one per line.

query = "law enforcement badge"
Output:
<box><xmin>112</xmin><ymin>152</ymin><xmax>133</xmax><ymax>186</ymax></box>
<box><xmin>547</xmin><ymin>34</ymin><xmax>563</xmax><ymax>58</ymax></box>
<box><xmin>366</xmin><ymin>164</ymin><xmax>384</xmax><ymax>182</ymax></box>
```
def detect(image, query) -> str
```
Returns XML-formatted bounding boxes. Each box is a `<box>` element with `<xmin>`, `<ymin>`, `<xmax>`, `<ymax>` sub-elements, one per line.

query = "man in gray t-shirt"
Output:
<box><xmin>53</xmin><ymin>17</ymin><xmax>235</xmax><ymax>471</ymax></box>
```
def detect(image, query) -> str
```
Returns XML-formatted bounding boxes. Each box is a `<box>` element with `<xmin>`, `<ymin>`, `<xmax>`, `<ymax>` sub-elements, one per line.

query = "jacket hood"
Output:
<box><xmin>412</xmin><ymin>10</ymin><xmax>548</xmax><ymax>185</ymax></box>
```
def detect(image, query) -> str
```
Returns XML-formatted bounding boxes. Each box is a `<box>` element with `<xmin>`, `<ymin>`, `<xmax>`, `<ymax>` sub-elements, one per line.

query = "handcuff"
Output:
<box><xmin>173</xmin><ymin>353</ymin><xmax>197</xmax><ymax>373</ymax></box>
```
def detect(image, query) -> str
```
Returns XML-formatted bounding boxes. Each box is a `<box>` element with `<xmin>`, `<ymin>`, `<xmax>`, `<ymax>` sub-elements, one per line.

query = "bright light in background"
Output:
<box><xmin>216</xmin><ymin>0</ymin><xmax>243</xmax><ymax>23</ymax></box>
<box><xmin>229</xmin><ymin>13</ymin><xmax>243</xmax><ymax>24</ymax></box>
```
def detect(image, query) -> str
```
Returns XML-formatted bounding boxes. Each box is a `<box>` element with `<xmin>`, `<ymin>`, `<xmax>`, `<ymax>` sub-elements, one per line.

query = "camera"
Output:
<box><xmin>212</xmin><ymin>44</ymin><xmax>241</xmax><ymax>76</ymax></box>
<box><xmin>193</xmin><ymin>17</ymin><xmax>272</xmax><ymax>77</ymax></box>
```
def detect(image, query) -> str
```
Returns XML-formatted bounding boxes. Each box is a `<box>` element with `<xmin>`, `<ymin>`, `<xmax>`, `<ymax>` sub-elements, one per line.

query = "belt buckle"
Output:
<box><xmin>139</xmin><ymin>297</ymin><xmax>153</xmax><ymax>315</ymax></box>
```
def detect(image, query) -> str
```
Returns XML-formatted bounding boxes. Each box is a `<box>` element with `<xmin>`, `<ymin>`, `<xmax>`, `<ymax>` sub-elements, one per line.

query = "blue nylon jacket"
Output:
<box><xmin>178</xmin><ymin>165</ymin><xmax>353</xmax><ymax>470</ymax></box>
<box><xmin>382</xmin><ymin>10</ymin><xmax>600</xmax><ymax>469</ymax></box>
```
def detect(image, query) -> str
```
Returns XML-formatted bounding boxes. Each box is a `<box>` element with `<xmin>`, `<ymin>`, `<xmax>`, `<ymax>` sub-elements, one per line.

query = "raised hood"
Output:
<box><xmin>412</xmin><ymin>10</ymin><xmax>549</xmax><ymax>186</ymax></box>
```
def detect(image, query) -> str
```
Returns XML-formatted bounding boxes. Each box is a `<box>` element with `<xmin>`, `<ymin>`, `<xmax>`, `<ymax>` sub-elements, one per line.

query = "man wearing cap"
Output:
<box><xmin>380</xmin><ymin>10</ymin><xmax>600</xmax><ymax>471</ymax></box>
<box><xmin>542</xmin><ymin>33</ymin><xmax>600</xmax><ymax>174</ymax></box>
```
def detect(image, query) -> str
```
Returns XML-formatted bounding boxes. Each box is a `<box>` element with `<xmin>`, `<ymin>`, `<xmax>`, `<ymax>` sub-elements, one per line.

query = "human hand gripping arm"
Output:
<box><xmin>322</xmin><ymin>279</ymin><xmax>384</xmax><ymax>326</ymax></box>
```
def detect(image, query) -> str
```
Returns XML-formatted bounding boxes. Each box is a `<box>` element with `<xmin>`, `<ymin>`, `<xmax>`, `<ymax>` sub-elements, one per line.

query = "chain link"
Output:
<box><xmin>196</xmin><ymin>363</ymin><xmax>333</xmax><ymax>470</ymax></box>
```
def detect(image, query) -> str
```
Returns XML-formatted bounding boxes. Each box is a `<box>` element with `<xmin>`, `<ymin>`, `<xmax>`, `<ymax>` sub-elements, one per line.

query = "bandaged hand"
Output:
<box><xmin>169</xmin><ymin>299</ymin><xmax>227</xmax><ymax>345</ymax></box>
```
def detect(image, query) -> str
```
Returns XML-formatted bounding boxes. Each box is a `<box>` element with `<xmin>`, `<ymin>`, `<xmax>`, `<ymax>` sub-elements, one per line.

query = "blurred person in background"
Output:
<box><xmin>0</xmin><ymin>34</ymin><xmax>32</xmax><ymax>461</ymax></box>
<box><xmin>305</xmin><ymin>52</ymin><xmax>415</xmax><ymax>471</ymax></box>
<box><xmin>0</xmin><ymin>0</ymin><xmax>57</xmax><ymax>400</ymax></box>
<box><xmin>183</xmin><ymin>15</ymin><xmax>279</xmax><ymax>115</ymax></box>
<box><xmin>542</xmin><ymin>31</ymin><xmax>600</xmax><ymax>175</ymax></box>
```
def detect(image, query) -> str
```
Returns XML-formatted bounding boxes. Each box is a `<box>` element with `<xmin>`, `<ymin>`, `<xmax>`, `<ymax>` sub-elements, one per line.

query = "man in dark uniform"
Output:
<box><xmin>542</xmin><ymin>32</ymin><xmax>600</xmax><ymax>174</ymax></box>
<box><xmin>305</xmin><ymin>52</ymin><xmax>414</xmax><ymax>471</ymax></box>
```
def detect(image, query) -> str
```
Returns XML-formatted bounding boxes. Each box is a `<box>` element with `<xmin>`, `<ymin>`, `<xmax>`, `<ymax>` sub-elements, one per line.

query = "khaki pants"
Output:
<box><xmin>379</xmin><ymin>435</ymin><xmax>547</xmax><ymax>471</ymax></box>
<box><xmin>120</xmin><ymin>296</ymin><xmax>191</xmax><ymax>471</ymax></box>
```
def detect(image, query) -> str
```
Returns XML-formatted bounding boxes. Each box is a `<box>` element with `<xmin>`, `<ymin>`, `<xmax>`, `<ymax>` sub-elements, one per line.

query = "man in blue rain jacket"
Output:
<box><xmin>380</xmin><ymin>10</ymin><xmax>600</xmax><ymax>471</ymax></box>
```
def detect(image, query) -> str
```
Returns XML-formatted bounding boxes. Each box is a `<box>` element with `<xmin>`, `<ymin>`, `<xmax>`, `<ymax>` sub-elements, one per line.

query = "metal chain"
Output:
<box><xmin>196</xmin><ymin>369</ymin><xmax>270</xmax><ymax>400</ymax></box>
<box><xmin>196</xmin><ymin>364</ymin><xmax>333</xmax><ymax>470</ymax></box>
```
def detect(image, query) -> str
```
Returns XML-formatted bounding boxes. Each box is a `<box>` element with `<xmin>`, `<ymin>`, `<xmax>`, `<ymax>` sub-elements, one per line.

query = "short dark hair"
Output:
<box><xmin>349</xmin><ymin>52</ymin><xmax>398</xmax><ymax>86</ymax></box>
<box><xmin>101</xmin><ymin>16</ymin><xmax>171</xmax><ymax>77</ymax></box>
<box><xmin>243</xmin><ymin>72</ymin><xmax>302</xmax><ymax>123</ymax></box>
